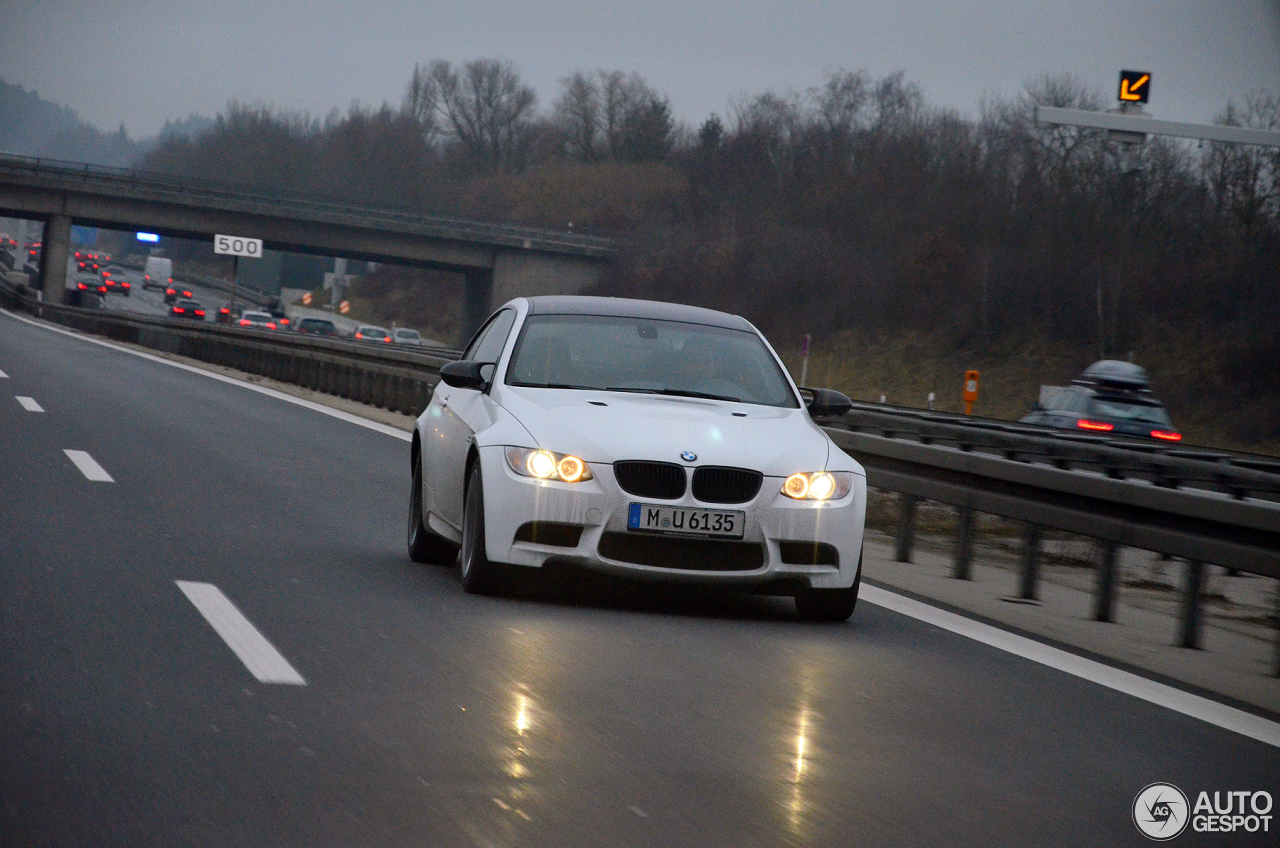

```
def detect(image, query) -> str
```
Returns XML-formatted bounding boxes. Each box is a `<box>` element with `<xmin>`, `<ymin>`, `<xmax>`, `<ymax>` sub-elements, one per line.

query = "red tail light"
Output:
<box><xmin>1151</xmin><ymin>430</ymin><xmax>1182</xmax><ymax>442</ymax></box>
<box><xmin>1077</xmin><ymin>419</ymin><xmax>1114</xmax><ymax>432</ymax></box>
<box><xmin>194</xmin><ymin>310</ymin><xmax>206</xmax><ymax>317</ymax></box>
<box><xmin>167</xmin><ymin>277</ymin><xmax>173</xmax><ymax>284</ymax></box>
<box><xmin>173</xmin><ymin>307</ymin><xmax>185</xmax><ymax>313</ymax></box>
<box><xmin>355</xmin><ymin>332</ymin><xmax>364</xmax><ymax>339</ymax></box>
<box><xmin>383</xmin><ymin>337</ymin><xmax>391</xmax><ymax>342</ymax></box>
<box><xmin>220</xmin><ymin>308</ymin><xmax>230</xmax><ymax>314</ymax></box>
<box><xmin>145</xmin><ymin>274</ymin><xmax>151</xmax><ymax>281</ymax></box>
<box><xmin>78</xmin><ymin>282</ymin><xmax>87</xmax><ymax>289</ymax></box>
<box><xmin>266</xmin><ymin>322</ymin><xmax>277</xmax><ymax>330</ymax></box>
<box><xmin>122</xmin><ymin>282</ymin><xmax>130</xmax><ymax>288</ymax></box>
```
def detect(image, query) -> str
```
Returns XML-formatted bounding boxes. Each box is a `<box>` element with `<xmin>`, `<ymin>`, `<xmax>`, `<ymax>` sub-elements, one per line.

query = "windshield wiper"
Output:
<box><xmin>606</xmin><ymin>386</ymin><xmax>741</xmax><ymax>403</ymax></box>
<box><xmin>509</xmin><ymin>381</ymin><xmax>597</xmax><ymax>390</ymax></box>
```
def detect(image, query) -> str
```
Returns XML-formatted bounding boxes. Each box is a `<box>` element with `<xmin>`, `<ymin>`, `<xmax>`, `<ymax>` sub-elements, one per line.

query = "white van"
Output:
<box><xmin>143</xmin><ymin>256</ymin><xmax>173</xmax><ymax>291</ymax></box>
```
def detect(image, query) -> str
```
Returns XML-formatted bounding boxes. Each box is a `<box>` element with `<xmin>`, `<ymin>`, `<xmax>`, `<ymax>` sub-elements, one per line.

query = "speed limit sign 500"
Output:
<box><xmin>214</xmin><ymin>234</ymin><xmax>263</xmax><ymax>258</ymax></box>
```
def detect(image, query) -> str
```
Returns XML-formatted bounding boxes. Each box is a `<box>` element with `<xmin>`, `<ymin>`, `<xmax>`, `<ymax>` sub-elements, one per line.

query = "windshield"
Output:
<box><xmin>505</xmin><ymin>314</ymin><xmax>798</xmax><ymax>408</ymax></box>
<box><xmin>1089</xmin><ymin>397</ymin><xmax>1173</xmax><ymax>426</ymax></box>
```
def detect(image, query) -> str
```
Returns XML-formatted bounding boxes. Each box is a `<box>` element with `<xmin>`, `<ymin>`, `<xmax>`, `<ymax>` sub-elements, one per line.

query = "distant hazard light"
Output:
<box><xmin>1118</xmin><ymin>70</ymin><xmax>1150</xmax><ymax>104</ymax></box>
<box><xmin>137</xmin><ymin>232</ymin><xmax>160</xmax><ymax>243</ymax></box>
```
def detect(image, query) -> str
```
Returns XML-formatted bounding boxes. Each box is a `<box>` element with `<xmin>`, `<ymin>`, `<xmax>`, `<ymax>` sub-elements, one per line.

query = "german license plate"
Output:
<box><xmin>627</xmin><ymin>503</ymin><xmax>745</xmax><ymax>539</ymax></box>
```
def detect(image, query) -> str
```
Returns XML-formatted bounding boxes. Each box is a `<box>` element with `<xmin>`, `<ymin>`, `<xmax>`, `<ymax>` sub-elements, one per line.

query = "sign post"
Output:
<box><xmin>213</xmin><ymin>235</ymin><xmax>263</xmax><ymax>320</ymax></box>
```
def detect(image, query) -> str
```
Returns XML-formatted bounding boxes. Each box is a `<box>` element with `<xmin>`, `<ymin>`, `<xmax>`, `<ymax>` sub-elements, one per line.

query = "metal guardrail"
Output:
<box><xmin>0</xmin><ymin>153</ymin><xmax>615</xmax><ymax>257</ymax></box>
<box><xmin>0</xmin><ymin>277</ymin><xmax>451</xmax><ymax>416</ymax></box>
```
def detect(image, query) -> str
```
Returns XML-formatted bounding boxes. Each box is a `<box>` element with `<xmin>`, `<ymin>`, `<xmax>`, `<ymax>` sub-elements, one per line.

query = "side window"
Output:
<box><xmin>467</xmin><ymin>309</ymin><xmax>516</xmax><ymax>364</ymax></box>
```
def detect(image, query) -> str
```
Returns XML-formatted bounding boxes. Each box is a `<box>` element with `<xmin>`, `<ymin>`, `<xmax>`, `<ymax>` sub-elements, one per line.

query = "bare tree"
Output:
<box><xmin>552</xmin><ymin>70</ymin><xmax>601</xmax><ymax>161</ymax></box>
<box><xmin>429</xmin><ymin>58</ymin><xmax>537</xmax><ymax>172</ymax></box>
<box><xmin>402</xmin><ymin>63</ymin><xmax>441</xmax><ymax>147</ymax></box>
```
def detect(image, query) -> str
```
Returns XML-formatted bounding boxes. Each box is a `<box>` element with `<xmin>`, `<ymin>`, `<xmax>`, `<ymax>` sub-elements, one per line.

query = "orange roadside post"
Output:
<box><xmin>962</xmin><ymin>370</ymin><xmax>980</xmax><ymax>415</ymax></box>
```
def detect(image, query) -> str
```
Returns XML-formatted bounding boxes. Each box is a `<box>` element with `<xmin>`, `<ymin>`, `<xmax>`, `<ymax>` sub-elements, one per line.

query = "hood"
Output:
<box><xmin>494</xmin><ymin>387</ymin><xmax>832</xmax><ymax>477</ymax></box>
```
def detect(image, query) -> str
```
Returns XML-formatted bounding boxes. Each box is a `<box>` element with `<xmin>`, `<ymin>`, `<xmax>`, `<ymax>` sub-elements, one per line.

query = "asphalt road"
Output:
<box><xmin>2</xmin><ymin>308</ymin><xmax>1277</xmax><ymax>847</ymax></box>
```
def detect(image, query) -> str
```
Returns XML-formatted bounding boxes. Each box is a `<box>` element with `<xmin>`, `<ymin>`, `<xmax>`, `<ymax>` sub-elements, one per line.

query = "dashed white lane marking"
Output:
<box><xmin>176</xmin><ymin>581</ymin><xmax>306</xmax><ymax>685</ymax></box>
<box><xmin>861</xmin><ymin>585</ymin><xmax>1280</xmax><ymax>749</ymax></box>
<box><xmin>63</xmin><ymin>449</ymin><xmax>114</xmax><ymax>482</ymax></box>
<box><xmin>2</xmin><ymin>307</ymin><xmax>410</xmax><ymax>442</ymax></box>
<box><xmin>0</xmin><ymin>368</ymin><xmax>9</xmax><ymax>377</ymax></box>
<box><xmin>16</xmin><ymin>395</ymin><xmax>43</xmax><ymax>412</ymax></box>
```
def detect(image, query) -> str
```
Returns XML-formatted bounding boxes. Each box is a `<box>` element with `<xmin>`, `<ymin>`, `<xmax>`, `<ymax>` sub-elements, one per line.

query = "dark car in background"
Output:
<box><xmin>164</xmin><ymin>284</ymin><xmax>195</xmax><ymax>304</ymax></box>
<box><xmin>100</xmin><ymin>267</ymin><xmax>131</xmax><ymax>296</ymax></box>
<box><xmin>170</xmin><ymin>299</ymin><xmax>205</xmax><ymax>320</ymax></box>
<box><xmin>295</xmin><ymin>317</ymin><xmax>339</xmax><ymax>336</ymax></box>
<box><xmin>1020</xmin><ymin>360</ymin><xmax>1181</xmax><ymax>442</ymax></box>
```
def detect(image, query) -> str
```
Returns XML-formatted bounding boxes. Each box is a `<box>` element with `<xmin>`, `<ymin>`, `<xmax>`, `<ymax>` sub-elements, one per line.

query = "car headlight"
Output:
<box><xmin>505</xmin><ymin>447</ymin><xmax>594</xmax><ymax>483</ymax></box>
<box><xmin>781</xmin><ymin>471</ymin><xmax>853</xmax><ymax>500</ymax></box>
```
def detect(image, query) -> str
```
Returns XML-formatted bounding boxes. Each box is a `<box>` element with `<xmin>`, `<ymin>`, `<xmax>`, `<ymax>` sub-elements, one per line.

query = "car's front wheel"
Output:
<box><xmin>459</xmin><ymin>462</ymin><xmax>504</xmax><ymax>594</ymax></box>
<box><xmin>794</xmin><ymin>551</ymin><xmax>861</xmax><ymax>622</ymax></box>
<box><xmin>408</xmin><ymin>453</ymin><xmax>458</xmax><ymax>565</ymax></box>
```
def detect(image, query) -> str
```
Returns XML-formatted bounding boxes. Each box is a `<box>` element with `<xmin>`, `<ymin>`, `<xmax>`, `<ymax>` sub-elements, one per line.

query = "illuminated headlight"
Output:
<box><xmin>505</xmin><ymin>447</ymin><xmax>594</xmax><ymax>483</ymax></box>
<box><xmin>781</xmin><ymin>471</ymin><xmax>853</xmax><ymax>500</ymax></box>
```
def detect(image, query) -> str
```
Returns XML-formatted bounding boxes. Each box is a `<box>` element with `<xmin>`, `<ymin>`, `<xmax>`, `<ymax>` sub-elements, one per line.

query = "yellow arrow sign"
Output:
<box><xmin>1118</xmin><ymin>70</ymin><xmax>1151</xmax><ymax>103</ymax></box>
<box><xmin>1120</xmin><ymin>74</ymin><xmax>1149</xmax><ymax>101</ymax></box>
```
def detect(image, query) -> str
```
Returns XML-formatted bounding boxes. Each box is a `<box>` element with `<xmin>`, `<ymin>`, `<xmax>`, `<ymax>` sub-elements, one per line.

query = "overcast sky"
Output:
<box><xmin>4</xmin><ymin>1</ymin><xmax>1278</xmax><ymax>138</ymax></box>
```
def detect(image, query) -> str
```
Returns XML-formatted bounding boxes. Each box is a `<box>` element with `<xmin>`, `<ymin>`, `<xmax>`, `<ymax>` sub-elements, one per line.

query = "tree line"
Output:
<box><xmin>134</xmin><ymin>60</ymin><xmax>1280</xmax><ymax>440</ymax></box>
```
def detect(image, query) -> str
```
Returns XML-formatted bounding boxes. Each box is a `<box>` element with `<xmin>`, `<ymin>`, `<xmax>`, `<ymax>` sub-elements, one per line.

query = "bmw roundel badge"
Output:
<box><xmin>681</xmin><ymin>451</ymin><xmax>697</xmax><ymax>462</ymax></box>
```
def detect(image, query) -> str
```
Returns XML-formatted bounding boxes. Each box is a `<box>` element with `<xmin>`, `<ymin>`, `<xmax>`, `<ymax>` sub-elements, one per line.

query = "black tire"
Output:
<box><xmin>794</xmin><ymin>551</ymin><xmax>862</xmax><ymax>622</ymax></box>
<box><xmin>459</xmin><ymin>463</ymin><xmax>503</xmax><ymax>594</ymax></box>
<box><xmin>408</xmin><ymin>453</ymin><xmax>457</xmax><ymax>564</ymax></box>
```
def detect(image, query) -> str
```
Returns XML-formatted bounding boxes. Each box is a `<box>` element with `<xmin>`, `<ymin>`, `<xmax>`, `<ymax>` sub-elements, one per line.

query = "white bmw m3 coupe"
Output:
<box><xmin>408</xmin><ymin>296</ymin><xmax>867</xmax><ymax>621</ymax></box>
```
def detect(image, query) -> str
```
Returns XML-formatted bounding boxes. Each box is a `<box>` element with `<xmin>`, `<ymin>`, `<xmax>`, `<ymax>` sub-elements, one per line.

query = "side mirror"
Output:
<box><xmin>802</xmin><ymin>387</ymin><xmax>853</xmax><ymax>418</ymax></box>
<box><xmin>439</xmin><ymin>360</ymin><xmax>491</xmax><ymax>390</ymax></box>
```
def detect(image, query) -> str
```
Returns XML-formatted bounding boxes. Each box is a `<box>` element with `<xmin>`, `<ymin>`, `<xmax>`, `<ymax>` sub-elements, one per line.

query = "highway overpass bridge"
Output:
<box><xmin>0</xmin><ymin>154</ymin><xmax>614</xmax><ymax>338</ymax></box>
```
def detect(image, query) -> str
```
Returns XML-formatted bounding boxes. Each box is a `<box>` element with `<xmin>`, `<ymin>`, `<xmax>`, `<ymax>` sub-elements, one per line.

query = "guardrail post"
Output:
<box><xmin>953</xmin><ymin>506</ymin><xmax>975</xmax><ymax>580</ymax></box>
<box><xmin>1178</xmin><ymin>560</ymin><xmax>1204</xmax><ymax>649</ymax></box>
<box><xmin>1273</xmin><ymin>589</ymin><xmax>1280</xmax><ymax>678</ymax></box>
<box><xmin>895</xmin><ymin>494</ymin><xmax>919</xmax><ymax>562</ymax></box>
<box><xmin>1093</xmin><ymin>541</ymin><xmax>1119</xmax><ymax>622</ymax></box>
<box><xmin>1018</xmin><ymin>523</ymin><xmax>1042</xmax><ymax>601</ymax></box>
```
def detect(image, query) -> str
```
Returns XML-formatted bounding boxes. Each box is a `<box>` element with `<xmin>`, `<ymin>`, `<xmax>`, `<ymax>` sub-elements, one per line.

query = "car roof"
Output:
<box><xmin>175</xmin><ymin>299</ymin><xmax>201</xmax><ymax>307</ymax></box>
<box><xmin>524</xmin><ymin>295</ymin><xmax>752</xmax><ymax>331</ymax></box>
<box><xmin>242</xmin><ymin>310</ymin><xmax>272</xmax><ymax>318</ymax></box>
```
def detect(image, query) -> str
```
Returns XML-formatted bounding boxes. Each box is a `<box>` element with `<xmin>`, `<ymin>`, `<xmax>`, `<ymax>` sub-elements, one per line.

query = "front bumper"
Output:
<box><xmin>477</xmin><ymin>445</ymin><xmax>865</xmax><ymax>591</ymax></box>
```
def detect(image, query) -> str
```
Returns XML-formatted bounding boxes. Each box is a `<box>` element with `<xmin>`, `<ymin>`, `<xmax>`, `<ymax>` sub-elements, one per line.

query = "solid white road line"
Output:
<box><xmin>176</xmin><ymin>581</ymin><xmax>306</xmax><ymax>685</ymax></box>
<box><xmin>0</xmin><ymin>368</ymin><xmax>8</xmax><ymax>377</ymax></box>
<box><xmin>1</xmin><ymin>307</ymin><xmax>411</xmax><ymax>442</ymax></box>
<box><xmin>16</xmin><ymin>395</ymin><xmax>43</xmax><ymax>412</ymax></box>
<box><xmin>63</xmin><ymin>449</ymin><xmax>114</xmax><ymax>482</ymax></box>
<box><xmin>861</xmin><ymin>585</ymin><xmax>1280</xmax><ymax>749</ymax></box>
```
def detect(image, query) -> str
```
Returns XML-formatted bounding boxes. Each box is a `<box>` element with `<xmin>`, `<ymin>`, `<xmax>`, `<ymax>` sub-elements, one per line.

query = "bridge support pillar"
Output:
<box><xmin>39</xmin><ymin>214</ymin><xmax>71</xmax><ymax>305</ymax></box>
<box><xmin>460</xmin><ymin>268</ymin><xmax>494</xmax><ymax>347</ymax></box>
